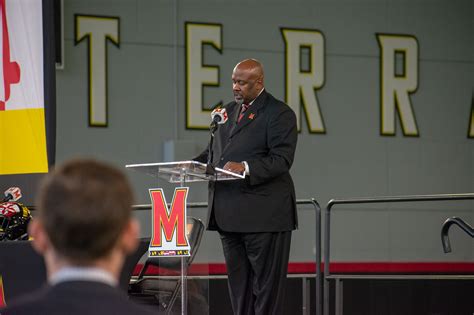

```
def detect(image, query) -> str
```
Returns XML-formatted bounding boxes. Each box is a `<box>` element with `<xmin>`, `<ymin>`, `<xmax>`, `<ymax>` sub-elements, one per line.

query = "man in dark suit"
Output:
<box><xmin>195</xmin><ymin>59</ymin><xmax>298</xmax><ymax>314</ymax></box>
<box><xmin>0</xmin><ymin>159</ymin><xmax>154</xmax><ymax>315</ymax></box>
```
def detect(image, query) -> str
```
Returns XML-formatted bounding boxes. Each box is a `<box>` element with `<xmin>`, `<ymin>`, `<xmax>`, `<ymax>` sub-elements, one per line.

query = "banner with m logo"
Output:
<box><xmin>149</xmin><ymin>187</ymin><xmax>191</xmax><ymax>257</ymax></box>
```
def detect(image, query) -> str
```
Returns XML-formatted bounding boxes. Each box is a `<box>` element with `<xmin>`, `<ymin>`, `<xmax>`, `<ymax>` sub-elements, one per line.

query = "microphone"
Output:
<box><xmin>2</xmin><ymin>187</ymin><xmax>22</xmax><ymax>202</ymax></box>
<box><xmin>211</xmin><ymin>107</ymin><xmax>228</xmax><ymax>125</ymax></box>
<box><xmin>210</xmin><ymin>107</ymin><xmax>228</xmax><ymax>133</ymax></box>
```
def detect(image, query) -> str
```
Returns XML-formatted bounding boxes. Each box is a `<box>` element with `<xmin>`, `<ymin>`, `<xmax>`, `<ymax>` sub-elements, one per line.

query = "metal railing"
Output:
<box><xmin>26</xmin><ymin>193</ymin><xmax>474</xmax><ymax>314</ymax></box>
<box><xmin>441</xmin><ymin>216</ymin><xmax>474</xmax><ymax>253</ymax></box>
<box><xmin>323</xmin><ymin>192</ymin><xmax>474</xmax><ymax>315</ymax></box>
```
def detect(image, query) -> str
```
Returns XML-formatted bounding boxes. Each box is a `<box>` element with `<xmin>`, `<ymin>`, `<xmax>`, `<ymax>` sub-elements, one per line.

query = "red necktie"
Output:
<box><xmin>238</xmin><ymin>104</ymin><xmax>249</xmax><ymax>123</ymax></box>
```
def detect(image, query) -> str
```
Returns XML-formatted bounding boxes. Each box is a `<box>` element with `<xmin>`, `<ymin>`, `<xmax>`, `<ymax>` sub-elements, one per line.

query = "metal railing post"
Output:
<box><xmin>311</xmin><ymin>198</ymin><xmax>322</xmax><ymax>315</ymax></box>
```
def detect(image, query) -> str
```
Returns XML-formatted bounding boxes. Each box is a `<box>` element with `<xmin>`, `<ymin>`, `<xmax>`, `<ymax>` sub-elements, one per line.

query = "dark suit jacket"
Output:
<box><xmin>195</xmin><ymin>90</ymin><xmax>298</xmax><ymax>232</ymax></box>
<box><xmin>0</xmin><ymin>280</ymin><xmax>155</xmax><ymax>315</ymax></box>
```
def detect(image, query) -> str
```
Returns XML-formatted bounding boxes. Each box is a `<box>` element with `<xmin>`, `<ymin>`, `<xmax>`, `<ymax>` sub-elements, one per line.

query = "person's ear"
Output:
<box><xmin>119</xmin><ymin>218</ymin><xmax>139</xmax><ymax>255</ymax></box>
<box><xmin>28</xmin><ymin>219</ymin><xmax>50</xmax><ymax>255</ymax></box>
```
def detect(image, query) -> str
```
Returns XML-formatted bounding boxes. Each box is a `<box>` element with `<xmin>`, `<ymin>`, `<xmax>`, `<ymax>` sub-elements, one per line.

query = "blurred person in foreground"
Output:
<box><xmin>0</xmin><ymin>159</ymin><xmax>154</xmax><ymax>315</ymax></box>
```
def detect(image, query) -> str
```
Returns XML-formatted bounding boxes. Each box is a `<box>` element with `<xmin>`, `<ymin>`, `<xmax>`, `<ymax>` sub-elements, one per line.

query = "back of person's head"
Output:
<box><xmin>36</xmin><ymin>158</ymin><xmax>134</xmax><ymax>264</ymax></box>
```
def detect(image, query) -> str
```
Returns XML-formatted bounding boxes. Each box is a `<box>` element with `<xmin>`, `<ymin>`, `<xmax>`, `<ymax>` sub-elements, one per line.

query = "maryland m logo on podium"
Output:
<box><xmin>148</xmin><ymin>187</ymin><xmax>191</xmax><ymax>257</ymax></box>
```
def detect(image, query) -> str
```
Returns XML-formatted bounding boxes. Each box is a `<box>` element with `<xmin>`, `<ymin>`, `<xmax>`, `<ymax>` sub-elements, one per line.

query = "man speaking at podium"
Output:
<box><xmin>195</xmin><ymin>59</ymin><xmax>298</xmax><ymax>314</ymax></box>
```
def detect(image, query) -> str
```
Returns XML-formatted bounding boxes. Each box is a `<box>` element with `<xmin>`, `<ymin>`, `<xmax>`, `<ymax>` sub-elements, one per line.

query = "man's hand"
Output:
<box><xmin>223</xmin><ymin>161</ymin><xmax>245</xmax><ymax>174</ymax></box>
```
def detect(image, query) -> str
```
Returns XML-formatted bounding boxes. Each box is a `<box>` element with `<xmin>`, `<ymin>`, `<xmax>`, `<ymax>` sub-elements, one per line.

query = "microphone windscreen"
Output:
<box><xmin>211</xmin><ymin>108</ymin><xmax>228</xmax><ymax>124</ymax></box>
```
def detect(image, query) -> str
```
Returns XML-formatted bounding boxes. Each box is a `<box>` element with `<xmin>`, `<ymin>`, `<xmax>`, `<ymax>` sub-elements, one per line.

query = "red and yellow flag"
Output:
<box><xmin>0</xmin><ymin>0</ymin><xmax>48</xmax><ymax>174</ymax></box>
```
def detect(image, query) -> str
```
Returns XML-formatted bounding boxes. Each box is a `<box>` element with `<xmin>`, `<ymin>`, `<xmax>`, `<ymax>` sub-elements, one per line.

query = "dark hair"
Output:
<box><xmin>36</xmin><ymin>159</ymin><xmax>134</xmax><ymax>263</ymax></box>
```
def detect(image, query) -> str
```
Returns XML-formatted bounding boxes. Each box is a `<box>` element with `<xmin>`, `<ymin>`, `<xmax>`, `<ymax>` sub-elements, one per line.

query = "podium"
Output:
<box><xmin>126</xmin><ymin>160</ymin><xmax>245</xmax><ymax>185</ymax></box>
<box><xmin>126</xmin><ymin>160</ymin><xmax>243</xmax><ymax>314</ymax></box>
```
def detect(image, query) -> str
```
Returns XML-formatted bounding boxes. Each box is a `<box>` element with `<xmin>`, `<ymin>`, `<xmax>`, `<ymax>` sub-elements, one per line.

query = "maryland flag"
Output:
<box><xmin>0</xmin><ymin>0</ymin><xmax>54</xmax><ymax>175</ymax></box>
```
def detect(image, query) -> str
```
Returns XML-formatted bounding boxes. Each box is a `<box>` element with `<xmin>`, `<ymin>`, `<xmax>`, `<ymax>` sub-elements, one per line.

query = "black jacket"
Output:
<box><xmin>195</xmin><ymin>90</ymin><xmax>298</xmax><ymax>232</ymax></box>
<box><xmin>0</xmin><ymin>281</ymin><xmax>155</xmax><ymax>315</ymax></box>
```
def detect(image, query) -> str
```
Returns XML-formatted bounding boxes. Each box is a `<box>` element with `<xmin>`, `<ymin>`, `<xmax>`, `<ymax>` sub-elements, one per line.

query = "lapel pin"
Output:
<box><xmin>249</xmin><ymin>113</ymin><xmax>255</xmax><ymax>120</ymax></box>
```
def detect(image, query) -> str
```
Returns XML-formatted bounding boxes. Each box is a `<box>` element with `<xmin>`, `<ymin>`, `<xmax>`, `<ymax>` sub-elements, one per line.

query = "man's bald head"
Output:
<box><xmin>234</xmin><ymin>59</ymin><xmax>264</xmax><ymax>79</ymax></box>
<box><xmin>232</xmin><ymin>59</ymin><xmax>265</xmax><ymax>104</ymax></box>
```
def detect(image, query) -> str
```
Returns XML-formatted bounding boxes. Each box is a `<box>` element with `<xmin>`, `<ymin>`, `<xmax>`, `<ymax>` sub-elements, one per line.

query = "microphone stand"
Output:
<box><xmin>206</xmin><ymin>121</ymin><xmax>218</xmax><ymax>175</ymax></box>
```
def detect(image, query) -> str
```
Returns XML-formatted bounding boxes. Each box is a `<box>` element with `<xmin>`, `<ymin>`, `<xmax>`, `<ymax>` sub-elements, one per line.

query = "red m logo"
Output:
<box><xmin>149</xmin><ymin>187</ymin><xmax>189</xmax><ymax>248</ymax></box>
